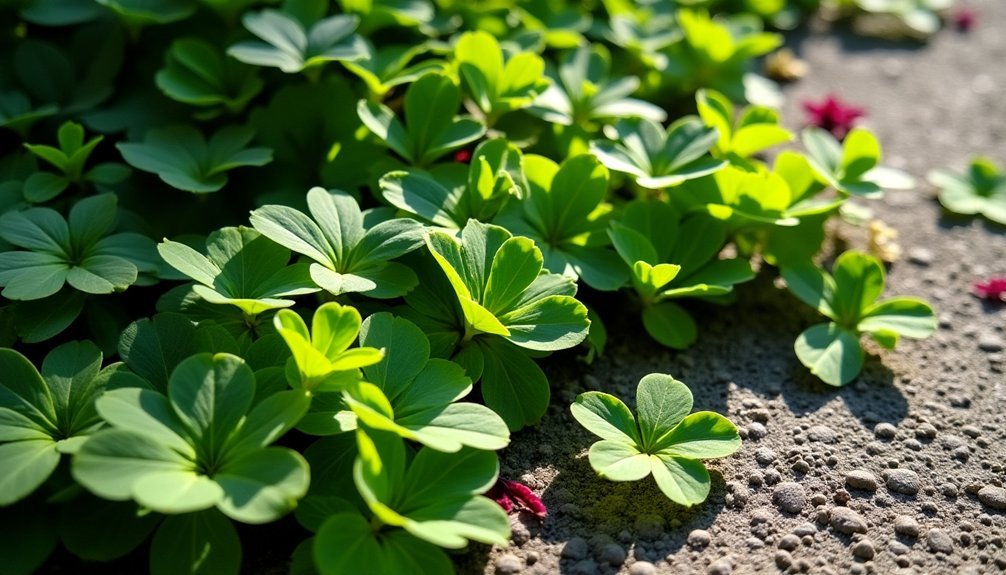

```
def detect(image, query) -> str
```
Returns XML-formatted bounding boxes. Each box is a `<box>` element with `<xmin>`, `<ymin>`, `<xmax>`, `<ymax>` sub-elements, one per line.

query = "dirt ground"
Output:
<box><xmin>468</xmin><ymin>2</ymin><xmax>1006</xmax><ymax>574</ymax></box>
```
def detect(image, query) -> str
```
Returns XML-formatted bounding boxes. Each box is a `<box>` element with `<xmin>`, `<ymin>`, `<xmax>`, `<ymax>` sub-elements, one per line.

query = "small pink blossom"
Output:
<box><xmin>803</xmin><ymin>95</ymin><xmax>865</xmax><ymax>140</ymax></box>
<box><xmin>453</xmin><ymin>149</ymin><xmax>472</xmax><ymax>163</ymax></box>
<box><xmin>973</xmin><ymin>278</ymin><xmax>1006</xmax><ymax>301</ymax></box>
<box><xmin>954</xmin><ymin>8</ymin><xmax>977</xmax><ymax>32</ymax></box>
<box><xmin>488</xmin><ymin>478</ymin><xmax>546</xmax><ymax>520</ymax></box>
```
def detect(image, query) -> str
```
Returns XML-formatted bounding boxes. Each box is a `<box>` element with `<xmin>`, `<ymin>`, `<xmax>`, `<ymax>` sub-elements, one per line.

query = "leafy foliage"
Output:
<box><xmin>571</xmin><ymin>374</ymin><xmax>741</xmax><ymax>506</ymax></box>
<box><xmin>228</xmin><ymin>9</ymin><xmax>367</xmax><ymax>74</ymax></box>
<box><xmin>929</xmin><ymin>157</ymin><xmax>1006</xmax><ymax>225</ymax></box>
<box><xmin>21</xmin><ymin>121</ymin><xmax>131</xmax><ymax>203</ymax></box>
<box><xmin>155</xmin><ymin>38</ymin><xmax>264</xmax><ymax>118</ymax></box>
<box><xmin>783</xmin><ymin>251</ymin><xmax>937</xmax><ymax>386</ymax></box>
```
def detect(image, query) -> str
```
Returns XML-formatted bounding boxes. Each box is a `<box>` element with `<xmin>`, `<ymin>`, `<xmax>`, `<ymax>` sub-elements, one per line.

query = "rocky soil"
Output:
<box><xmin>469</xmin><ymin>1</ymin><xmax>1006</xmax><ymax>574</ymax></box>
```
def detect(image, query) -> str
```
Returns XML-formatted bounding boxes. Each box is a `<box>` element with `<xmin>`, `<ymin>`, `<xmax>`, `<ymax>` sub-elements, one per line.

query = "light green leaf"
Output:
<box><xmin>587</xmin><ymin>440</ymin><xmax>650</xmax><ymax>481</ymax></box>
<box><xmin>570</xmin><ymin>391</ymin><xmax>639</xmax><ymax>444</ymax></box>
<box><xmin>794</xmin><ymin>323</ymin><xmax>864</xmax><ymax>387</ymax></box>
<box><xmin>649</xmin><ymin>454</ymin><xmax>710</xmax><ymax>507</ymax></box>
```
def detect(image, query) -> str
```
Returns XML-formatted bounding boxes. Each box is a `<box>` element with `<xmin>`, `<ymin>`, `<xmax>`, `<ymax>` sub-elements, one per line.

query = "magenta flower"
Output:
<box><xmin>488</xmin><ymin>478</ymin><xmax>546</xmax><ymax>520</ymax></box>
<box><xmin>954</xmin><ymin>8</ymin><xmax>977</xmax><ymax>32</ymax></box>
<box><xmin>453</xmin><ymin>149</ymin><xmax>472</xmax><ymax>163</ymax></box>
<box><xmin>974</xmin><ymin>278</ymin><xmax>1006</xmax><ymax>302</ymax></box>
<box><xmin>803</xmin><ymin>95</ymin><xmax>865</xmax><ymax>140</ymax></box>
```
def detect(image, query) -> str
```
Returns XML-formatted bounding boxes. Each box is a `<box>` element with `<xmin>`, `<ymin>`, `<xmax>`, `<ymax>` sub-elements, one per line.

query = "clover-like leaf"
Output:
<box><xmin>314</xmin><ymin>509</ymin><xmax>453</xmax><ymax>575</ymax></box>
<box><xmin>273</xmin><ymin>302</ymin><xmax>384</xmax><ymax>392</ymax></box>
<box><xmin>158</xmin><ymin>226</ymin><xmax>319</xmax><ymax>317</ymax></box>
<box><xmin>352</xmin><ymin>427</ymin><xmax>510</xmax><ymax>548</ymax></box>
<box><xmin>95</xmin><ymin>0</ymin><xmax>197</xmax><ymax>26</ymax></box>
<box><xmin>696</xmin><ymin>89</ymin><xmax>793</xmax><ymax>161</ymax></box>
<box><xmin>117</xmin><ymin>125</ymin><xmax>272</xmax><ymax>193</ymax></box>
<box><xmin>380</xmin><ymin>138</ymin><xmax>527</xmax><ymax>230</ymax></box>
<box><xmin>494</xmin><ymin>154</ymin><xmax>628</xmax><ymax>290</ymax></box>
<box><xmin>0</xmin><ymin>194</ymin><xmax>158</xmax><ymax>301</ymax></box>
<box><xmin>358</xmin><ymin>72</ymin><xmax>487</xmax><ymax>166</ymax></box>
<box><xmin>342</xmin><ymin>39</ymin><xmax>444</xmax><ymax>100</ymax></box>
<box><xmin>590</xmin><ymin>117</ymin><xmax>726</xmax><ymax>190</ymax></box>
<box><xmin>527</xmin><ymin>44</ymin><xmax>665</xmax><ymax>127</ymax></box>
<box><xmin>73</xmin><ymin>352</ymin><xmax>311</xmax><ymax>523</ymax></box>
<box><xmin>783</xmin><ymin>251</ymin><xmax>936</xmax><ymax>386</ymax></box>
<box><xmin>571</xmin><ymin>373</ymin><xmax>741</xmax><ymax>507</ymax></box>
<box><xmin>803</xmin><ymin>127</ymin><xmax>914</xmax><ymax>198</ymax></box>
<box><xmin>453</xmin><ymin>31</ymin><xmax>550</xmax><ymax>125</ymax></box>
<box><xmin>0</xmin><ymin>341</ymin><xmax>143</xmax><ymax>505</ymax></box>
<box><xmin>155</xmin><ymin>38</ymin><xmax>264</xmax><ymax>117</ymax></box>
<box><xmin>337</xmin><ymin>312</ymin><xmax>510</xmax><ymax>452</ymax></box>
<box><xmin>250</xmin><ymin>187</ymin><xmax>425</xmax><ymax>298</ymax></box>
<box><xmin>929</xmin><ymin>157</ymin><xmax>1006</xmax><ymax>225</ymax></box>
<box><xmin>22</xmin><ymin>121</ymin><xmax>130</xmax><ymax>203</ymax></box>
<box><xmin>228</xmin><ymin>10</ymin><xmax>367</xmax><ymax>74</ymax></box>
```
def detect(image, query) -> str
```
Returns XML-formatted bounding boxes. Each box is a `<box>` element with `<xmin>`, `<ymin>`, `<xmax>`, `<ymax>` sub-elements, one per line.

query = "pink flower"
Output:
<box><xmin>973</xmin><ymin>278</ymin><xmax>1006</xmax><ymax>301</ymax></box>
<box><xmin>954</xmin><ymin>8</ymin><xmax>977</xmax><ymax>32</ymax></box>
<box><xmin>453</xmin><ymin>149</ymin><xmax>472</xmax><ymax>163</ymax></box>
<box><xmin>803</xmin><ymin>95</ymin><xmax>865</xmax><ymax>140</ymax></box>
<box><xmin>488</xmin><ymin>478</ymin><xmax>546</xmax><ymax>520</ymax></box>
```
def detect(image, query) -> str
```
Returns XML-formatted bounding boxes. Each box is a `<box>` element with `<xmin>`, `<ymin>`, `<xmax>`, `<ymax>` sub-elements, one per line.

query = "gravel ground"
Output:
<box><xmin>469</xmin><ymin>2</ymin><xmax>1006</xmax><ymax>574</ymax></box>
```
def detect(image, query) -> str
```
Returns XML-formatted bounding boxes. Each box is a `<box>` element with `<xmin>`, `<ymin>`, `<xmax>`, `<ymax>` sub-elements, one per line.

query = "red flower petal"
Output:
<box><xmin>974</xmin><ymin>277</ymin><xmax>1006</xmax><ymax>301</ymax></box>
<box><xmin>803</xmin><ymin>95</ymin><xmax>865</xmax><ymax>140</ymax></box>
<box><xmin>453</xmin><ymin>149</ymin><xmax>473</xmax><ymax>163</ymax></box>
<box><xmin>954</xmin><ymin>8</ymin><xmax>977</xmax><ymax>32</ymax></box>
<box><xmin>488</xmin><ymin>478</ymin><xmax>546</xmax><ymax>520</ymax></box>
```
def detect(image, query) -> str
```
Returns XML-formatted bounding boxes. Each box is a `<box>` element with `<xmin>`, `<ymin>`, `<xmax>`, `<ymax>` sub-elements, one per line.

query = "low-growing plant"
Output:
<box><xmin>228</xmin><ymin>9</ymin><xmax>367</xmax><ymax>74</ymax></box>
<box><xmin>21</xmin><ymin>121</ymin><xmax>131</xmax><ymax>202</ymax></box>
<box><xmin>802</xmin><ymin>126</ymin><xmax>914</xmax><ymax>198</ymax></box>
<box><xmin>571</xmin><ymin>373</ymin><xmax>741</xmax><ymax>506</ymax></box>
<box><xmin>929</xmin><ymin>156</ymin><xmax>1006</xmax><ymax>225</ymax></box>
<box><xmin>783</xmin><ymin>250</ymin><xmax>937</xmax><ymax>386</ymax></box>
<box><xmin>453</xmin><ymin>31</ymin><xmax>550</xmax><ymax>126</ymax></box>
<box><xmin>155</xmin><ymin>38</ymin><xmax>264</xmax><ymax>118</ymax></box>
<box><xmin>696</xmin><ymin>89</ymin><xmax>794</xmax><ymax>163</ymax></box>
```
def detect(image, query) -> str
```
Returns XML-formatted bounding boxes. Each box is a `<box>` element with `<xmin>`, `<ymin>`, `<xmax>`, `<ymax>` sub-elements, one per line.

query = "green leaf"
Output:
<box><xmin>570</xmin><ymin>391</ymin><xmax>639</xmax><ymax>444</ymax></box>
<box><xmin>649</xmin><ymin>454</ymin><xmax>710</xmax><ymax>507</ymax></box>
<box><xmin>215</xmin><ymin>447</ymin><xmax>310</xmax><ymax>524</ymax></box>
<box><xmin>642</xmin><ymin>302</ymin><xmax>697</xmax><ymax>349</ymax></box>
<box><xmin>0</xmin><ymin>440</ymin><xmax>60</xmax><ymax>506</ymax></box>
<box><xmin>156</xmin><ymin>38</ymin><xmax>263</xmax><ymax>114</ymax></box>
<box><xmin>653</xmin><ymin>411</ymin><xmax>741</xmax><ymax>458</ymax></box>
<box><xmin>858</xmin><ymin>297</ymin><xmax>937</xmax><ymax>340</ymax></box>
<box><xmin>477</xmin><ymin>339</ymin><xmax>549</xmax><ymax>430</ymax></box>
<box><xmin>60</xmin><ymin>497</ymin><xmax>160</xmax><ymax>562</ymax></box>
<box><xmin>149</xmin><ymin>511</ymin><xmax>241</xmax><ymax>575</ymax></box>
<box><xmin>168</xmin><ymin>353</ymin><xmax>255</xmax><ymax>459</ymax></box>
<box><xmin>118</xmin><ymin>125</ymin><xmax>272</xmax><ymax>193</ymax></box>
<box><xmin>831</xmin><ymin>251</ymin><xmax>885</xmax><ymax>323</ymax></box>
<box><xmin>588</xmin><ymin>440</ymin><xmax>650</xmax><ymax>481</ymax></box>
<box><xmin>794</xmin><ymin>323</ymin><xmax>864</xmax><ymax>387</ymax></box>
<box><xmin>229</xmin><ymin>10</ymin><xmax>367</xmax><ymax>74</ymax></box>
<box><xmin>119</xmin><ymin>313</ymin><xmax>197</xmax><ymax>392</ymax></box>
<box><xmin>780</xmin><ymin>263</ymin><xmax>837</xmax><ymax>320</ymax></box>
<box><xmin>635</xmin><ymin>373</ymin><xmax>692</xmax><ymax>450</ymax></box>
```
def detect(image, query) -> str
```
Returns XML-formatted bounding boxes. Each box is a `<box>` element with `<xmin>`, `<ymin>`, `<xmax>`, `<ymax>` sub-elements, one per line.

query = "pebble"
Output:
<box><xmin>829</xmin><ymin>507</ymin><xmax>868</xmax><ymax>534</ymax></box>
<box><xmin>941</xmin><ymin>483</ymin><xmax>959</xmax><ymax>497</ymax></box>
<box><xmin>778</xmin><ymin>534</ymin><xmax>801</xmax><ymax>551</ymax></box>
<box><xmin>793</xmin><ymin>522</ymin><xmax>818</xmax><ymax>537</ymax></box>
<box><xmin>978</xmin><ymin>334</ymin><xmax>1005</xmax><ymax>352</ymax></box>
<box><xmin>915</xmin><ymin>423</ymin><xmax>937</xmax><ymax>440</ymax></box>
<box><xmin>687</xmin><ymin>529</ymin><xmax>711</xmax><ymax>548</ymax></box>
<box><xmin>926</xmin><ymin>529</ymin><xmax>954</xmax><ymax>554</ymax></box>
<box><xmin>754</xmin><ymin>447</ymin><xmax>777</xmax><ymax>465</ymax></box>
<box><xmin>773</xmin><ymin>482</ymin><xmax>807</xmax><ymax>513</ymax></box>
<box><xmin>883</xmin><ymin>469</ymin><xmax>921</xmax><ymax>495</ymax></box>
<box><xmin>852</xmin><ymin>539</ymin><xmax>876</xmax><ymax>560</ymax></box>
<box><xmin>708</xmin><ymin>558</ymin><xmax>733</xmax><ymax>575</ymax></box>
<box><xmin>845</xmin><ymin>470</ymin><xmax>879</xmax><ymax>491</ymax></box>
<box><xmin>894</xmin><ymin>515</ymin><xmax>920</xmax><ymax>538</ymax></box>
<box><xmin>907</xmin><ymin>247</ymin><xmax>933</xmax><ymax>266</ymax></box>
<box><xmin>977</xmin><ymin>485</ymin><xmax>1006</xmax><ymax>510</ymax></box>
<box><xmin>874</xmin><ymin>423</ymin><xmax>897</xmax><ymax>440</ymax></box>
<box><xmin>747</xmin><ymin>422</ymin><xmax>768</xmax><ymax>439</ymax></box>
<box><xmin>563</xmin><ymin>538</ymin><xmax>588</xmax><ymax>560</ymax></box>
<box><xmin>628</xmin><ymin>561</ymin><xmax>656</xmax><ymax>575</ymax></box>
<box><xmin>495</xmin><ymin>554</ymin><xmax>522</xmax><ymax>574</ymax></box>
<box><xmin>599</xmin><ymin>544</ymin><xmax>626</xmax><ymax>565</ymax></box>
<box><xmin>570</xmin><ymin>560</ymin><xmax>598</xmax><ymax>575</ymax></box>
<box><xmin>807</xmin><ymin>425</ymin><xmax>838</xmax><ymax>443</ymax></box>
<box><xmin>774</xmin><ymin>550</ymin><xmax>792</xmax><ymax>569</ymax></box>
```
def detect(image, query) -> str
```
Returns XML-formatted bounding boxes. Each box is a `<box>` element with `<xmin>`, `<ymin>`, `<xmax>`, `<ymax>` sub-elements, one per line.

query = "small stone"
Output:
<box><xmin>754</xmin><ymin>447</ymin><xmax>777</xmax><ymax>465</ymax></box>
<box><xmin>526</xmin><ymin>552</ymin><xmax>539</xmax><ymax>565</ymax></box>
<box><xmin>562</xmin><ymin>538</ymin><xmax>588</xmax><ymax>560</ymax></box>
<box><xmin>829</xmin><ymin>507</ymin><xmax>868</xmax><ymax>534</ymax></box>
<box><xmin>941</xmin><ymin>483</ymin><xmax>959</xmax><ymax>497</ymax></box>
<box><xmin>884</xmin><ymin>469</ymin><xmax>921</xmax><ymax>495</ymax></box>
<box><xmin>778</xmin><ymin>534</ymin><xmax>801</xmax><ymax>551</ymax></box>
<box><xmin>978</xmin><ymin>333</ymin><xmax>1004</xmax><ymax>352</ymax></box>
<box><xmin>915</xmin><ymin>423</ymin><xmax>937</xmax><ymax>440</ymax></box>
<box><xmin>807</xmin><ymin>425</ymin><xmax>837</xmax><ymax>443</ymax></box>
<box><xmin>764</xmin><ymin>469</ymin><xmax>782</xmax><ymax>485</ymax></box>
<box><xmin>977</xmin><ymin>485</ymin><xmax>1006</xmax><ymax>510</ymax></box>
<box><xmin>747</xmin><ymin>422</ymin><xmax>768</xmax><ymax>439</ymax></box>
<box><xmin>628</xmin><ymin>561</ymin><xmax>656</xmax><ymax>575</ymax></box>
<box><xmin>889</xmin><ymin>541</ymin><xmax>909</xmax><ymax>555</ymax></box>
<box><xmin>852</xmin><ymin>539</ymin><xmax>876</xmax><ymax>560</ymax></box>
<box><xmin>599</xmin><ymin>544</ymin><xmax>626</xmax><ymax>565</ymax></box>
<box><xmin>773</xmin><ymin>482</ymin><xmax>807</xmax><ymax>513</ymax></box>
<box><xmin>708</xmin><ymin>558</ymin><xmax>733</xmax><ymax>575</ymax></box>
<box><xmin>570</xmin><ymin>559</ymin><xmax>598</xmax><ymax>575</ymax></box>
<box><xmin>926</xmin><ymin>529</ymin><xmax>954</xmax><ymax>554</ymax></box>
<box><xmin>845</xmin><ymin>470</ymin><xmax>879</xmax><ymax>491</ymax></box>
<box><xmin>793</xmin><ymin>522</ymin><xmax>818</xmax><ymax>537</ymax></box>
<box><xmin>495</xmin><ymin>554</ymin><xmax>523</xmax><ymax>574</ymax></box>
<box><xmin>874</xmin><ymin>423</ymin><xmax>897</xmax><ymax>440</ymax></box>
<box><xmin>908</xmin><ymin>247</ymin><xmax>933</xmax><ymax>266</ymax></box>
<box><xmin>774</xmin><ymin>550</ymin><xmax>792</xmax><ymax>569</ymax></box>
<box><xmin>962</xmin><ymin>425</ymin><xmax>981</xmax><ymax>438</ymax></box>
<box><xmin>687</xmin><ymin>529</ymin><xmax>711</xmax><ymax>548</ymax></box>
<box><xmin>894</xmin><ymin>515</ymin><xmax>920</xmax><ymax>538</ymax></box>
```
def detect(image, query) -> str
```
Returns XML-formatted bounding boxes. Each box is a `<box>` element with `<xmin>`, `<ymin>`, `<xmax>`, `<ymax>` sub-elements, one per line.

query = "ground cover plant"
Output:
<box><xmin>0</xmin><ymin>0</ymin><xmax>956</xmax><ymax>573</ymax></box>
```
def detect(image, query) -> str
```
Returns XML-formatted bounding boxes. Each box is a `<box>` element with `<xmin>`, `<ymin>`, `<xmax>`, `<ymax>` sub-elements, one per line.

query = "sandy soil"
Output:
<box><xmin>469</xmin><ymin>2</ymin><xmax>1006</xmax><ymax>574</ymax></box>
